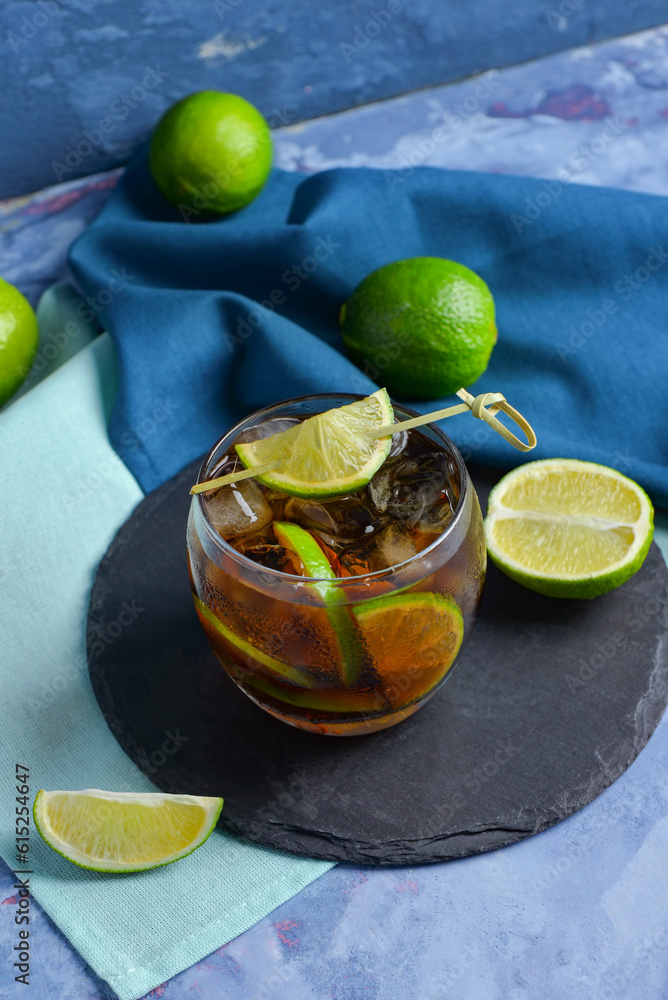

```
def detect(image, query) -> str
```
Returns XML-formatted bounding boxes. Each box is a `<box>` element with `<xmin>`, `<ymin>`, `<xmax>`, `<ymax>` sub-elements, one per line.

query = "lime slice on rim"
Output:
<box><xmin>33</xmin><ymin>789</ymin><xmax>223</xmax><ymax>873</ymax></box>
<box><xmin>235</xmin><ymin>388</ymin><xmax>393</xmax><ymax>498</ymax></box>
<box><xmin>273</xmin><ymin>521</ymin><xmax>365</xmax><ymax>686</ymax></box>
<box><xmin>353</xmin><ymin>592</ymin><xmax>464</xmax><ymax>706</ymax></box>
<box><xmin>484</xmin><ymin>458</ymin><xmax>654</xmax><ymax>599</ymax></box>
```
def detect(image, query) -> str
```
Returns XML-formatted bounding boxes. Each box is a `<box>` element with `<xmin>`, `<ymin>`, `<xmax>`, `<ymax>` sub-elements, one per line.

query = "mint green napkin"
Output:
<box><xmin>0</xmin><ymin>333</ymin><xmax>333</xmax><ymax>1000</ymax></box>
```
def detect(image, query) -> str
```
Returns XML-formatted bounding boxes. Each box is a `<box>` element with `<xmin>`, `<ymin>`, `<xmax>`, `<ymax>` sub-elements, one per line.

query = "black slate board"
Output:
<box><xmin>87</xmin><ymin>458</ymin><xmax>668</xmax><ymax>865</ymax></box>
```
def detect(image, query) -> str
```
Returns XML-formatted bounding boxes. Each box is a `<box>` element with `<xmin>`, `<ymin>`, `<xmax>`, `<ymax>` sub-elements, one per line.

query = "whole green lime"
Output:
<box><xmin>149</xmin><ymin>91</ymin><xmax>272</xmax><ymax>216</ymax></box>
<box><xmin>340</xmin><ymin>257</ymin><xmax>498</xmax><ymax>399</ymax></box>
<box><xmin>0</xmin><ymin>277</ymin><xmax>38</xmax><ymax>407</ymax></box>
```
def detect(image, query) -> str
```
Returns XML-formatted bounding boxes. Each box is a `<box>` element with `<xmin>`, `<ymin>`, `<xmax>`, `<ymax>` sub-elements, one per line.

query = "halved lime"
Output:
<box><xmin>194</xmin><ymin>594</ymin><xmax>317</xmax><ymax>687</ymax></box>
<box><xmin>484</xmin><ymin>458</ymin><xmax>654</xmax><ymax>598</ymax></box>
<box><xmin>353</xmin><ymin>592</ymin><xmax>464</xmax><ymax>706</ymax></box>
<box><xmin>273</xmin><ymin>521</ymin><xmax>366</xmax><ymax>686</ymax></box>
<box><xmin>235</xmin><ymin>388</ymin><xmax>393</xmax><ymax>498</ymax></box>
<box><xmin>33</xmin><ymin>789</ymin><xmax>223</xmax><ymax>873</ymax></box>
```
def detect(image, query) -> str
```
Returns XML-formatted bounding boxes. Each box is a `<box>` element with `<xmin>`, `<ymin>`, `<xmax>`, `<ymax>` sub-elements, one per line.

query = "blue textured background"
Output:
<box><xmin>3</xmin><ymin>11</ymin><xmax>668</xmax><ymax>999</ymax></box>
<box><xmin>1</xmin><ymin>0</ymin><xmax>667</xmax><ymax>198</ymax></box>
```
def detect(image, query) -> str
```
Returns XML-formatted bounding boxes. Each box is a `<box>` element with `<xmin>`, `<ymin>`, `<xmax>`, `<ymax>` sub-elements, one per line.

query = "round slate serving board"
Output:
<box><xmin>87</xmin><ymin>459</ymin><xmax>668</xmax><ymax>865</ymax></box>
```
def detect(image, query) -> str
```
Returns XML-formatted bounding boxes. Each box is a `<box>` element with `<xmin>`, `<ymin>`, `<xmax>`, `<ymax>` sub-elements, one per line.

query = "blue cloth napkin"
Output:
<box><xmin>70</xmin><ymin>153</ymin><xmax>668</xmax><ymax>502</ymax></box>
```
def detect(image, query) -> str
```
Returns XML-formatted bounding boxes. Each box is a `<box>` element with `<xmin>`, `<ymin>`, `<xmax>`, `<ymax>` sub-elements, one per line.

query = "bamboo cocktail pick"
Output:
<box><xmin>190</xmin><ymin>459</ymin><xmax>282</xmax><ymax>494</ymax></box>
<box><xmin>371</xmin><ymin>388</ymin><xmax>537</xmax><ymax>451</ymax></box>
<box><xmin>189</xmin><ymin>388</ymin><xmax>537</xmax><ymax>495</ymax></box>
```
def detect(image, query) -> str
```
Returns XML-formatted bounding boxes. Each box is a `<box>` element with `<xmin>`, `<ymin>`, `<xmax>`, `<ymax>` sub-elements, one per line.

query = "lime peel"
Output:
<box><xmin>225</xmin><ymin>659</ymin><xmax>388</xmax><ymax>714</ymax></box>
<box><xmin>33</xmin><ymin>789</ymin><xmax>223</xmax><ymax>873</ymax></box>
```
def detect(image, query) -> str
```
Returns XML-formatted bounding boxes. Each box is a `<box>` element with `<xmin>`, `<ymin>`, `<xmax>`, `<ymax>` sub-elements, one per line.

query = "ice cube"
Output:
<box><xmin>338</xmin><ymin>522</ymin><xmax>418</xmax><ymax>574</ymax></box>
<box><xmin>205</xmin><ymin>479</ymin><xmax>273</xmax><ymax>538</ymax></box>
<box><xmin>388</xmin><ymin>430</ymin><xmax>408</xmax><ymax>458</ymax></box>
<box><xmin>373</xmin><ymin>522</ymin><xmax>418</xmax><ymax>569</ymax></box>
<box><xmin>367</xmin><ymin>452</ymin><xmax>452</xmax><ymax>526</ymax></box>
<box><xmin>231</xmin><ymin>525</ymin><xmax>307</xmax><ymax>574</ymax></box>
<box><xmin>206</xmin><ymin>454</ymin><xmax>239</xmax><ymax>481</ymax></box>
<box><xmin>284</xmin><ymin>495</ymin><xmax>377</xmax><ymax>548</ymax></box>
<box><xmin>416</xmin><ymin>495</ymin><xmax>455</xmax><ymax>534</ymax></box>
<box><xmin>337</xmin><ymin>536</ymin><xmax>376</xmax><ymax>575</ymax></box>
<box><xmin>259</xmin><ymin>486</ymin><xmax>288</xmax><ymax>522</ymax></box>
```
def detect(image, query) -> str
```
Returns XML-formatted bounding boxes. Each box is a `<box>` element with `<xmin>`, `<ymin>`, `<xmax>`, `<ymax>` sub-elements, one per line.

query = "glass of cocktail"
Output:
<box><xmin>187</xmin><ymin>392</ymin><xmax>486</xmax><ymax>736</ymax></box>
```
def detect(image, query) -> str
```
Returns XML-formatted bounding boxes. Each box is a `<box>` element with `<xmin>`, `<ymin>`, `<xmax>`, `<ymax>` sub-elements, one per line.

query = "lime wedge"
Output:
<box><xmin>484</xmin><ymin>458</ymin><xmax>654</xmax><ymax>598</ymax></box>
<box><xmin>33</xmin><ymin>789</ymin><xmax>223</xmax><ymax>873</ymax></box>
<box><xmin>273</xmin><ymin>521</ymin><xmax>365</xmax><ymax>686</ymax></box>
<box><xmin>235</xmin><ymin>388</ymin><xmax>393</xmax><ymax>498</ymax></box>
<box><xmin>353</xmin><ymin>592</ymin><xmax>464</xmax><ymax>706</ymax></box>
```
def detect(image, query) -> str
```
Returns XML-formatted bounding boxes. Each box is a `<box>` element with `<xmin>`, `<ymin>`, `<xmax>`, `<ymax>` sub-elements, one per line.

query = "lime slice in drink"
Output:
<box><xmin>273</xmin><ymin>520</ymin><xmax>337</xmax><ymax>581</ymax></box>
<box><xmin>235</xmin><ymin>388</ymin><xmax>393</xmax><ymax>498</ymax></box>
<box><xmin>33</xmin><ymin>789</ymin><xmax>223</xmax><ymax>872</ymax></box>
<box><xmin>225</xmin><ymin>659</ymin><xmax>388</xmax><ymax>715</ymax></box>
<box><xmin>273</xmin><ymin>521</ymin><xmax>365</xmax><ymax>686</ymax></box>
<box><xmin>195</xmin><ymin>592</ymin><xmax>384</xmax><ymax>712</ymax></box>
<box><xmin>353</xmin><ymin>592</ymin><xmax>464</xmax><ymax>706</ymax></box>
<box><xmin>484</xmin><ymin>458</ymin><xmax>654</xmax><ymax>599</ymax></box>
<box><xmin>194</xmin><ymin>594</ymin><xmax>317</xmax><ymax>687</ymax></box>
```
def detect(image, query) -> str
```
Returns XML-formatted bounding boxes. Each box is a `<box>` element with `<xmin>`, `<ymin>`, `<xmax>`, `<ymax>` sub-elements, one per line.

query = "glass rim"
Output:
<box><xmin>195</xmin><ymin>392</ymin><xmax>471</xmax><ymax>586</ymax></box>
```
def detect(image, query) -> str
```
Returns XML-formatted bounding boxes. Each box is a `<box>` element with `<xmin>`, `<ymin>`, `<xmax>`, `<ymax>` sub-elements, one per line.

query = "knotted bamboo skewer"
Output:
<box><xmin>371</xmin><ymin>388</ymin><xmax>537</xmax><ymax>451</ymax></box>
<box><xmin>189</xmin><ymin>388</ymin><xmax>536</xmax><ymax>495</ymax></box>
